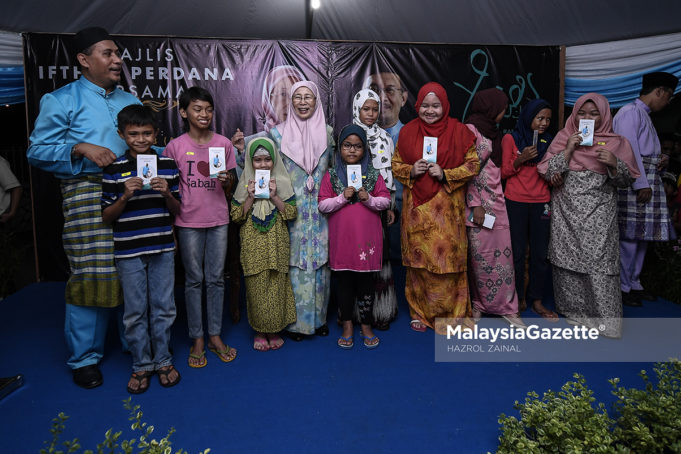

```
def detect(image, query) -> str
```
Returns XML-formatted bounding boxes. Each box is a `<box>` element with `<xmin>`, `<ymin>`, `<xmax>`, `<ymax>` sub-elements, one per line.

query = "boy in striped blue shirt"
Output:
<box><xmin>101</xmin><ymin>104</ymin><xmax>181</xmax><ymax>394</ymax></box>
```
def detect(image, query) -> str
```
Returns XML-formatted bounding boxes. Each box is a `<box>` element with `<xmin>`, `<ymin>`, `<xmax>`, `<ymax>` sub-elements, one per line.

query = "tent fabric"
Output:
<box><xmin>2</xmin><ymin>1</ymin><xmax>681</xmax><ymax>105</ymax></box>
<box><xmin>1</xmin><ymin>0</ymin><xmax>681</xmax><ymax>46</ymax></box>
<box><xmin>0</xmin><ymin>31</ymin><xmax>22</xmax><ymax>66</ymax></box>
<box><xmin>565</xmin><ymin>32</ymin><xmax>681</xmax><ymax>106</ymax></box>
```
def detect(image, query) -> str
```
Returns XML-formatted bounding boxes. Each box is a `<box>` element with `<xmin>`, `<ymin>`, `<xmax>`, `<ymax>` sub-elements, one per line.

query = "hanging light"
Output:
<box><xmin>311</xmin><ymin>0</ymin><xmax>320</xmax><ymax>9</ymax></box>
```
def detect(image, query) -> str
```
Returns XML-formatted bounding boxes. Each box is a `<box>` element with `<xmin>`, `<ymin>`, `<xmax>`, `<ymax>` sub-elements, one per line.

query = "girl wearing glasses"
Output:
<box><xmin>269</xmin><ymin>81</ymin><xmax>334</xmax><ymax>341</ymax></box>
<box><xmin>318</xmin><ymin>125</ymin><xmax>391</xmax><ymax>348</ymax></box>
<box><xmin>350</xmin><ymin>89</ymin><xmax>398</xmax><ymax>330</ymax></box>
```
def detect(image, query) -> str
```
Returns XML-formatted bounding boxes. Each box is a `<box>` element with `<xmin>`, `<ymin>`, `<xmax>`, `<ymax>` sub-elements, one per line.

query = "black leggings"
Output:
<box><xmin>334</xmin><ymin>270</ymin><xmax>375</xmax><ymax>325</ymax></box>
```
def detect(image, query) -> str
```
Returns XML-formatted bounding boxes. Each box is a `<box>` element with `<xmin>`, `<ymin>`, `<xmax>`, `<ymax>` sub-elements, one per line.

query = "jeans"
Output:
<box><xmin>116</xmin><ymin>251</ymin><xmax>176</xmax><ymax>372</ymax></box>
<box><xmin>177</xmin><ymin>225</ymin><xmax>228</xmax><ymax>339</ymax></box>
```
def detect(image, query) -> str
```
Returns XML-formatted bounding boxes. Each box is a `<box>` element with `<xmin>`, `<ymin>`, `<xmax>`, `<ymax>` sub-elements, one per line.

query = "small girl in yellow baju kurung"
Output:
<box><xmin>231</xmin><ymin>138</ymin><xmax>297</xmax><ymax>351</ymax></box>
<box><xmin>392</xmin><ymin>82</ymin><xmax>480</xmax><ymax>334</ymax></box>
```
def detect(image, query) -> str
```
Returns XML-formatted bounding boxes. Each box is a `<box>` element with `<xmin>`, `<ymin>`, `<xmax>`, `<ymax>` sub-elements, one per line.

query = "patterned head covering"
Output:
<box><xmin>352</xmin><ymin>89</ymin><xmax>393</xmax><ymax>170</ymax></box>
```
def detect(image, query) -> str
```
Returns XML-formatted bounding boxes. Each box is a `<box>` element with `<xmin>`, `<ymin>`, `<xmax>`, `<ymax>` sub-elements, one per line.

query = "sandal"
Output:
<box><xmin>187</xmin><ymin>349</ymin><xmax>207</xmax><ymax>368</ymax></box>
<box><xmin>410</xmin><ymin>319</ymin><xmax>427</xmax><ymax>332</ymax></box>
<box><xmin>360</xmin><ymin>334</ymin><xmax>380</xmax><ymax>349</ymax></box>
<box><xmin>127</xmin><ymin>370</ymin><xmax>152</xmax><ymax>394</ymax></box>
<box><xmin>157</xmin><ymin>365</ymin><xmax>181</xmax><ymax>388</ymax></box>
<box><xmin>253</xmin><ymin>335</ymin><xmax>270</xmax><ymax>352</ymax></box>
<box><xmin>337</xmin><ymin>336</ymin><xmax>354</xmax><ymax>349</ymax></box>
<box><xmin>207</xmin><ymin>344</ymin><xmax>238</xmax><ymax>363</ymax></box>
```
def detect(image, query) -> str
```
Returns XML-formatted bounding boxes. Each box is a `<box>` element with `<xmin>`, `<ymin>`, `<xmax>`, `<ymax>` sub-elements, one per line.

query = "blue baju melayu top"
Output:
<box><xmin>27</xmin><ymin>77</ymin><xmax>141</xmax><ymax>179</ymax></box>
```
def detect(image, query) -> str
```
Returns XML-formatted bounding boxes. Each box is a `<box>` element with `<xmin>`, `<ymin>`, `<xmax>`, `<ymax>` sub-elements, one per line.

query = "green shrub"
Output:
<box><xmin>495</xmin><ymin>360</ymin><xmax>681</xmax><ymax>454</ymax></box>
<box><xmin>41</xmin><ymin>397</ymin><xmax>209</xmax><ymax>454</ymax></box>
<box><xmin>611</xmin><ymin>361</ymin><xmax>681</xmax><ymax>453</ymax></box>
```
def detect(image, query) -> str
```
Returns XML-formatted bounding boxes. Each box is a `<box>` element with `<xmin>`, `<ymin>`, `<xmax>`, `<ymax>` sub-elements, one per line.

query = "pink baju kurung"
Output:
<box><xmin>464</xmin><ymin>125</ymin><xmax>519</xmax><ymax>316</ymax></box>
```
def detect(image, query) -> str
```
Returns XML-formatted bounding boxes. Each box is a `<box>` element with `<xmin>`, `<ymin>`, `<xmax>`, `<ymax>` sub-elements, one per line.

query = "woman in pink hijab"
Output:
<box><xmin>538</xmin><ymin>92</ymin><xmax>640</xmax><ymax>338</ymax></box>
<box><xmin>269</xmin><ymin>80</ymin><xmax>335</xmax><ymax>341</ymax></box>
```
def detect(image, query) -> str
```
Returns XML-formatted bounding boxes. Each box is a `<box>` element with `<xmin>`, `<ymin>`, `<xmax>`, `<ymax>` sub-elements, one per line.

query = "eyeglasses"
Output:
<box><xmin>292</xmin><ymin>94</ymin><xmax>316</xmax><ymax>102</ymax></box>
<box><xmin>369</xmin><ymin>85</ymin><xmax>403</xmax><ymax>97</ymax></box>
<box><xmin>341</xmin><ymin>142</ymin><xmax>364</xmax><ymax>151</ymax></box>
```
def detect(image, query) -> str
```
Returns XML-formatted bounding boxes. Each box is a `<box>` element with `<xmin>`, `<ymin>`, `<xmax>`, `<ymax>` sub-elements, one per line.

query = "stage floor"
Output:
<box><xmin>1</xmin><ymin>269</ymin><xmax>678</xmax><ymax>453</ymax></box>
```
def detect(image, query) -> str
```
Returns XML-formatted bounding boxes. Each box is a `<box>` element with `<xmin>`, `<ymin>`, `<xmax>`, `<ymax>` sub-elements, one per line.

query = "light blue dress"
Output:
<box><xmin>270</xmin><ymin>125</ymin><xmax>334</xmax><ymax>334</ymax></box>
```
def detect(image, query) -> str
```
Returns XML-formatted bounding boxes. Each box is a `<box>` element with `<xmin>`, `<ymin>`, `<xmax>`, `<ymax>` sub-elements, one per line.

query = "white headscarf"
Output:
<box><xmin>352</xmin><ymin>89</ymin><xmax>395</xmax><ymax>190</ymax></box>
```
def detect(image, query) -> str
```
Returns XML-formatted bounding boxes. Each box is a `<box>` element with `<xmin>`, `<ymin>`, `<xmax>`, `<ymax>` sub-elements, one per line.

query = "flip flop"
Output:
<box><xmin>337</xmin><ymin>336</ymin><xmax>354</xmax><ymax>349</ymax></box>
<box><xmin>208</xmin><ymin>344</ymin><xmax>238</xmax><ymax>363</ymax></box>
<box><xmin>360</xmin><ymin>334</ymin><xmax>380</xmax><ymax>349</ymax></box>
<box><xmin>410</xmin><ymin>319</ymin><xmax>427</xmax><ymax>332</ymax></box>
<box><xmin>187</xmin><ymin>349</ymin><xmax>207</xmax><ymax>368</ymax></box>
<box><xmin>157</xmin><ymin>365</ymin><xmax>181</xmax><ymax>388</ymax></box>
<box><xmin>127</xmin><ymin>370</ymin><xmax>152</xmax><ymax>394</ymax></box>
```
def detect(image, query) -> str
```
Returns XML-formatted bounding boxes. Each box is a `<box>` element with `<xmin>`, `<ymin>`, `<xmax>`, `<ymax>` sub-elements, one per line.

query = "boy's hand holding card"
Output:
<box><xmin>137</xmin><ymin>154</ymin><xmax>157</xmax><ymax>189</ymax></box>
<box><xmin>209</xmin><ymin>147</ymin><xmax>226</xmax><ymax>178</ymax></box>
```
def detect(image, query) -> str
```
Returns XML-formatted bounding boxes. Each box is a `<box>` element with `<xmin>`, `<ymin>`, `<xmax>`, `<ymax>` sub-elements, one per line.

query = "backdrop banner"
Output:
<box><xmin>23</xmin><ymin>33</ymin><xmax>560</xmax><ymax>280</ymax></box>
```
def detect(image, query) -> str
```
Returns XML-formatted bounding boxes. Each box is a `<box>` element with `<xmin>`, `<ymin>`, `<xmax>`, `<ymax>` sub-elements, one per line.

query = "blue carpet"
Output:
<box><xmin>1</xmin><ymin>266</ymin><xmax>679</xmax><ymax>453</ymax></box>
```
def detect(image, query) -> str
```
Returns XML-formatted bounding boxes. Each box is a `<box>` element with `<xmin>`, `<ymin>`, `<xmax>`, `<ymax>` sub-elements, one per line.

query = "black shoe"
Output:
<box><xmin>622</xmin><ymin>291</ymin><xmax>642</xmax><ymax>307</ymax></box>
<box><xmin>72</xmin><ymin>364</ymin><xmax>103</xmax><ymax>389</ymax></box>
<box><xmin>631</xmin><ymin>289</ymin><xmax>656</xmax><ymax>302</ymax></box>
<box><xmin>286</xmin><ymin>331</ymin><xmax>305</xmax><ymax>342</ymax></box>
<box><xmin>315</xmin><ymin>324</ymin><xmax>329</xmax><ymax>337</ymax></box>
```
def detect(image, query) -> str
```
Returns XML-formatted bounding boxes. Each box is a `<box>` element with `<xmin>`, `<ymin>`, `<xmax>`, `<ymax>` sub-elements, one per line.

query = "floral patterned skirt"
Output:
<box><xmin>467</xmin><ymin>226</ymin><xmax>519</xmax><ymax>316</ymax></box>
<box><xmin>405</xmin><ymin>267</ymin><xmax>471</xmax><ymax>332</ymax></box>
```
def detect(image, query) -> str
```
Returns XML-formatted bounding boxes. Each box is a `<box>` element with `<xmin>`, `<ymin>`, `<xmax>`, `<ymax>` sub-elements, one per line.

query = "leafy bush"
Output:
<box><xmin>41</xmin><ymin>397</ymin><xmax>209</xmax><ymax>454</ymax></box>
<box><xmin>495</xmin><ymin>360</ymin><xmax>681</xmax><ymax>454</ymax></box>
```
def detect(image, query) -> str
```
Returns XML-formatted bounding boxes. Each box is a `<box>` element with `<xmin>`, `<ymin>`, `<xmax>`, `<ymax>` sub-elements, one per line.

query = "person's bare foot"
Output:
<box><xmin>341</xmin><ymin>320</ymin><xmax>353</xmax><ymax>339</ymax></box>
<box><xmin>254</xmin><ymin>333</ymin><xmax>270</xmax><ymax>351</ymax></box>
<box><xmin>207</xmin><ymin>335</ymin><xmax>237</xmax><ymax>362</ymax></box>
<box><xmin>188</xmin><ymin>338</ymin><xmax>206</xmax><ymax>368</ymax></box>
<box><xmin>532</xmin><ymin>300</ymin><xmax>559</xmax><ymax>322</ymax></box>
<box><xmin>267</xmin><ymin>333</ymin><xmax>284</xmax><ymax>350</ymax></box>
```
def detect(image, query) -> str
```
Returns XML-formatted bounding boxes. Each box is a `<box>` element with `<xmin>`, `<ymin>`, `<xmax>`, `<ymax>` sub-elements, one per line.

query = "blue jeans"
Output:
<box><xmin>116</xmin><ymin>251</ymin><xmax>176</xmax><ymax>372</ymax></box>
<box><xmin>177</xmin><ymin>225</ymin><xmax>228</xmax><ymax>339</ymax></box>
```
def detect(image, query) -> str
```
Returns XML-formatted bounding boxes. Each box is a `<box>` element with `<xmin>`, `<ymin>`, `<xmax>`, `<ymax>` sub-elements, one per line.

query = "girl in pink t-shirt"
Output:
<box><xmin>318</xmin><ymin>125</ymin><xmax>390</xmax><ymax>349</ymax></box>
<box><xmin>163</xmin><ymin>87</ymin><xmax>237</xmax><ymax>368</ymax></box>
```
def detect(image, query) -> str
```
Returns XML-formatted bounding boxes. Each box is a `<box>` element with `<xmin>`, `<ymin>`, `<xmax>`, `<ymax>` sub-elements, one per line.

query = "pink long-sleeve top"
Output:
<box><xmin>318</xmin><ymin>172</ymin><xmax>390</xmax><ymax>271</ymax></box>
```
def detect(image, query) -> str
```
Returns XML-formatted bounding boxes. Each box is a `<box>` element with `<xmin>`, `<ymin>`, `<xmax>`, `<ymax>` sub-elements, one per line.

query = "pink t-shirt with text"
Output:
<box><xmin>163</xmin><ymin>132</ymin><xmax>236</xmax><ymax>227</ymax></box>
